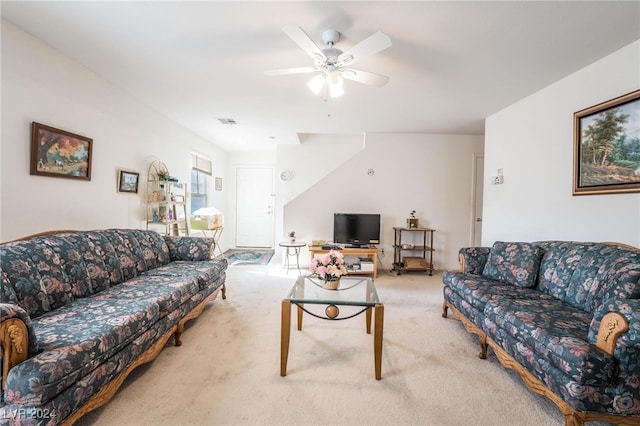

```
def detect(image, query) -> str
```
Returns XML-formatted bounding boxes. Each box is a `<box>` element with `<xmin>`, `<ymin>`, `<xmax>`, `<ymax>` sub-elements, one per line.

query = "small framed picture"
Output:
<box><xmin>215</xmin><ymin>177</ymin><xmax>223</xmax><ymax>191</ymax></box>
<box><xmin>118</xmin><ymin>170</ymin><xmax>140</xmax><ymax>193</ymax></box>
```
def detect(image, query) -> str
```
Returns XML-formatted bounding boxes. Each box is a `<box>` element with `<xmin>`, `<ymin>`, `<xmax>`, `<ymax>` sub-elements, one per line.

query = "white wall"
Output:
<box><xmin>1</xmin><ymin>20</ymin><xmax>229</xmax><ymax>243</ymax></box>
<box><xmin>283</xmin><ymin>133</ymin><xmax>485</xmax><ymax>271</ymax></box>
<box><xmin>275</xmin><ymin>134</ymin><xmax>364</xmax><ymax>244</ymax></box>
<box><xmin>484</xmin><ymin>39</ymin><xmax>640</xmax><ymax>247</ymax></box>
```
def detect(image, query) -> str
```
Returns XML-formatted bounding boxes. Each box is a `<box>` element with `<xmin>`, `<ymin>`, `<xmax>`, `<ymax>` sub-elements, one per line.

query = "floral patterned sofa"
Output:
<box><xmin>442</xmin><ymin>241</ymin><xmax>639</xmax><ymax>426</ymax></box>
<box><xmin>0</xmin><ymin>229</ymin><xmax>228</xmax><ymax>425</ymax></box>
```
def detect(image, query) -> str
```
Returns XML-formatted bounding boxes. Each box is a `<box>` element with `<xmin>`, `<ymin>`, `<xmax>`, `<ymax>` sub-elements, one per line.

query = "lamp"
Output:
<box><xmin>307</xmin><ymin>71</ymin><xmax>344</xmax><ymax>99</ymax></box>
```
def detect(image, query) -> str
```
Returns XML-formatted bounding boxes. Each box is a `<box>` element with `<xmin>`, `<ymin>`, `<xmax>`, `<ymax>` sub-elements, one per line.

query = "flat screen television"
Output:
<box><xmin>333</xmin><ymin>213</ymin><xmax>380</xmax><ymax>247</ymax></box>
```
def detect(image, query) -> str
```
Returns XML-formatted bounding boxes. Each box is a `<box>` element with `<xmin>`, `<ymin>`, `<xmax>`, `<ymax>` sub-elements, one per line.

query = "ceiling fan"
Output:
<box><xmin>264</xmin><ymin>26</ymin><xmax>392</xmax><ymax>99</ymax></box>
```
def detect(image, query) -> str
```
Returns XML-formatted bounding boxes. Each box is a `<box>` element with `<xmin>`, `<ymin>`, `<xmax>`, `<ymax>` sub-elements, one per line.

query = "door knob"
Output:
<box><xmin>476</xmin><ymin>218</ymin><xmax>482</xmax><ymax>222</ymax></box>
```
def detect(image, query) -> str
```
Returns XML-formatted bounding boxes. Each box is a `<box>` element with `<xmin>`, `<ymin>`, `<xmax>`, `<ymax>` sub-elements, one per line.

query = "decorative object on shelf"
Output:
<box><xmin>310</xmin><ymin>249</ymin><xmax>347</xmax><ymax>290</ymax></box>
<box><xmin>215</xmin><ymin>177</ymin><xmax>223</xmax><ymax>191</ymax></box>
<box><xmin>117</xmin><ymin>170</ymin><xmax>139</xmax><ymax>193</ymax></box>
<box><xmin>573</xmin><ymin>89</ymin><xmax>640</xmax><ymax>195</ymax></box>
<box><xmin>30</xmin><ymin>122</ymin><xmax>93</xmax><ymax>181</ymax></box>
<box><xmin>407</xmin><ymin>210</ymin><xmax>419</xmax><ymax>229</ymax></box>
<box><xmin>288</xmin><ymin>231</ymin><xmax>296</xmax><ymax>243</ymax></box>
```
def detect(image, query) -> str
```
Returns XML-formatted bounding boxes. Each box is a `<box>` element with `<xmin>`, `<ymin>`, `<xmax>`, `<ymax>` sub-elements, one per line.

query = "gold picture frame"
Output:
<box><xmin>573</xmin><ymin>90</ymin><xmax>640</xmax><ymax>195</ymax></box>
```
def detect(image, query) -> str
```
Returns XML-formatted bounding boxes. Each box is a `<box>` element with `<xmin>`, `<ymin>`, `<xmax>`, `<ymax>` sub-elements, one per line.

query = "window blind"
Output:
<box><xmin>191</xmin><ymin>153</ymin><xmax>212</xmax><ymax>176</ymax></box>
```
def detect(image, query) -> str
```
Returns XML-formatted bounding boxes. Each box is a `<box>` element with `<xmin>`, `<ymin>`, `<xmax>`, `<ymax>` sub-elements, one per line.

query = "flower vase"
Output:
<box><xmin>322</xmin><ymin>278</ymin><xmax>340</xmax><ymax>290</ymax></box>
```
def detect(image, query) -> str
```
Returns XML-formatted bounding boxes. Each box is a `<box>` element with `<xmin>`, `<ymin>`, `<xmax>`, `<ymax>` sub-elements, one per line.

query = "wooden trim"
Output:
<box><xmin>174</xmin><ymin>286</ymin><xmax>223</xmax><ymax>346</ymax></box>
<box><xmin>486</xmin><ymin>336</ymin><xmax>640</xmax><ymax>426</ymax></box>
<box><xmin>60</xmin><ymin>325</ymin><xmax>178</xmax><ymax>426</ymax></box>
<box><xmin>603</xmin><ymin>241</ymin><xmax>640</xmax><ymax>251</ymax></box>
<box><xmin>0</xmin><ymin>318</ymin><xmax>29</xmax><ymax>390</ymax></box>
<box><xmin>2</xmin><ymin>230</ymin><xmax>78</xmax><ymax>244</ymax></box>
<box><xmin>595</xmin><ymin>312</ymin><xmax>629</xmax><ymax>356</ymax></box>
<box><xmin>443</xmin><ymin>300</ymin><xmax>639</xmax><ymax>426</ymax></box>
<box><xmin>58</xmin><ymin>287</ymin><xmax>224</xmax><ymax>425</ymax></box>
<box><xmin>442</xmin><ymin>301</ymin><xmax>487</xmax><ymax>359</ymax></box>
<box><xmin>458</xmin><ymin>252</ymin><xmax>466</xmax><ymax>273</ymax></box>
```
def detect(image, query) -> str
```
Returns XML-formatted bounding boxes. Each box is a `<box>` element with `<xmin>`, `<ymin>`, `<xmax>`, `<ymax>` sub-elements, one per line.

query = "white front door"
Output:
<box><xmin>236</xmin><ymin>167</ymin><xmax>274</xmax><ymax>247</ymax></box>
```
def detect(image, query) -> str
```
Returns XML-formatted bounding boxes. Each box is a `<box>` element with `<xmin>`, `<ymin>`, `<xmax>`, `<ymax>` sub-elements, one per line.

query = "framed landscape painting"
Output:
<box><xmin>30</xmin><ymin>122</ymin><xmax>92</xmax><ymax>180</ymax></box>
<box><xmin>573</xmin><ymin>90</ymin><xmax>640</xmax><ymax>195</ymax></box>
<box><xmin>118</xmin><ymin>170</ymin><xmax>139</xmax><ymax>193</ymax></box>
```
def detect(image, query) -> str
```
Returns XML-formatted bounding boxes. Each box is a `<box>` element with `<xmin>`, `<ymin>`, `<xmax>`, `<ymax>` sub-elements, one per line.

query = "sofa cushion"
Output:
<box><xmin>5</xmin><ymin>297</ymin><xmax>159</xmax><ymax>405</ymax></box>
<box><xmin>0</xmin><ymin>240</ymin><xmax>72</xmax><ymax>318</ymax></box>
<box><xmin>535</xmin><ymin>241</ymin><xmax>591</xmax><ymax>302</ymax></box>
<box><xmin>164</xmin><ymin>236</ymin><xmax>215</xmax><ymax>261</ymax></box>
<box><xmin>73</xmin><ymin>232</ymin><xmax>118</xmax><ymax>293</ymax></box>
<box><xmin>1</xmin><ymin>270</ymin><xmax>19</xmax><ymax>304</ymax></box>
<box><xmin>106</xmin><ymin>230</ymin><xmax>140</xmax><ymax>281</ymax></box>
<box><xmin>566</xmin><ymin>245</ymin><xmax>640</xmax><ymax>312</ymax></box>
<box><xmin>444</xmin><ymin>271</ymin><xmax>555</xmax><ymax>313</ymax></box>
<box><xmin>482</xmin><ymin>241</ymin><xmax>543</xmax><ymax>288</ymax></box>
<box><xmin>36</xmin><ymin>233</ymin><xmax>94</xmax><ymax>298</ymax></box>
<box><xmin>484</xmin><ymin>298</ymin><xmax>615</xmax><ymax>386</ymax></box>
<box><xmin>93</xmin><ymin>274</ymin><xmax>198</xmax><ymax>316</ymax></box>
<box><xmin>145</xmin><ymin>259</ymin><xmax>228</xmax><ymax>291</ymax></box>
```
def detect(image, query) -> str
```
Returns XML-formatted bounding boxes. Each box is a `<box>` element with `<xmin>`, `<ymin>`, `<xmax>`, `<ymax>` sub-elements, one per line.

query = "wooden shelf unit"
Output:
<box><xmin>309</xmin><ymin>246</ymin><xmax>379</xmax><ymax>278</ymax></box>
<box><xmin>391</xmin><ymin>227</ymin><xmax>435</xmax><ymax>276</ymax></box>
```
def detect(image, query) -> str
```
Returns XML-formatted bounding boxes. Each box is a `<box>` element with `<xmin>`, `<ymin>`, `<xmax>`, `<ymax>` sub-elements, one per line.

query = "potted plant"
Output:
<box><xmin>310</xmin><ymin>250</ymin><xmax>348</xmax><ymax>290</ymax></box>
<box><xmin>288</xmin><ymin>231</ymin><xmax>296</xmax><ymax>243</ymax></box>
<box><xmin>407</xmin><ymin>210</ymin><xmax>419</xmax><ymax>229</ymax></box>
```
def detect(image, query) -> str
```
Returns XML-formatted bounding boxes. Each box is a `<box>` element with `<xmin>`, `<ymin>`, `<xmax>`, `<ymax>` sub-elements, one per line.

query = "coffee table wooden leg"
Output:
<box><xmin>374</xmin><ymin>304</ymin><xmax>384</xmax><ymax>380</ymax></box>
<box><xmin>297</xmin><ymin>303</ymin><xmax>304</xmax><ymax>330</ymax></box>
<box><xmin>281</xmin><ymin>300</ymin><xmax>291</xmax><ymax>377</ymax></box>
<box><xmin>366</xmin><ymin>307</ymin><xmax>372</xmax><ymax>334</ymax></box>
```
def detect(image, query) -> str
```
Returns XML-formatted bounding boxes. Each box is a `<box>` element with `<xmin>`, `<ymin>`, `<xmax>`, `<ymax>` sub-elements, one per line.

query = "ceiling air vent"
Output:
<box><xmin>217</xmin><ymin>118</ymin><xmax>238</xmax><ymax>125</ymax></box>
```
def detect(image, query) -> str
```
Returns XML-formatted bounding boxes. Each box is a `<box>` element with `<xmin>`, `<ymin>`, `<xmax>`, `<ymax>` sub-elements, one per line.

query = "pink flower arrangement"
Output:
<box><xmin>310</xmin><ymin>249</ymin><xmax>347</xmax><ymax>281</ymax></box>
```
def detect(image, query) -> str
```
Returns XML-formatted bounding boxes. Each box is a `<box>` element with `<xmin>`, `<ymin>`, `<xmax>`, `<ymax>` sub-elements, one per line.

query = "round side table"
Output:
<box><xmin>279</xmin><ymin>241</ymin><xmax>306</xmax><ymax>273</ymax></box>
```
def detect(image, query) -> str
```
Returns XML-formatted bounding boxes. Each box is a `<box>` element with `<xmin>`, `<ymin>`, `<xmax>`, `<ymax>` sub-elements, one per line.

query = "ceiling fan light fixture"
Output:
<box><xmin>307</xmin><ymin>74</ymin><xmax>326</xmax><ymax>95</ymax></box>
<box><xmin>329</xmin><ymin>82</ymin><xmax>344</xmax><ymax>98</ymax></box>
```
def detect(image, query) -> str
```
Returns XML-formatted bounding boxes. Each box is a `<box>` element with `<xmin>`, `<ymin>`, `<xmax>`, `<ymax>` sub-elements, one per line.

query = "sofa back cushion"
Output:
<box><xmin>567</xmin><ymin>245</ymin><xmax>640</xmax><ymax>312</ymax></box>
<box><xmin>124</xmin><ymin>229</ymin><xmax>170</xmax><ymax>270</ymax></box>
<box><xmin>482</xmin><ymin>241</ymin><xmax>543</xmax><ymax>288</ymax></box>
<box><xmin>536</xmin><ymin>241</ymin><xmax>592</xmax><ymax>302</ymax></box>
<box><xmin>536</xmin><ymin>241</ymin><xmax>640</xmax><ymax>312</ymax></box>
<box><xmin>37</xmin><ymin>233</ymin><xmax>94</xmax><ymax>298</ymax></box>
<box><xmin>0</xmin><ymin>239</ymin><xmax>73</xmax><ymax>318</ymax></box>
<box><xmin>1</xmin><ymin>269</ymin><xmax>19</xmax><ymax>304</ymax></box>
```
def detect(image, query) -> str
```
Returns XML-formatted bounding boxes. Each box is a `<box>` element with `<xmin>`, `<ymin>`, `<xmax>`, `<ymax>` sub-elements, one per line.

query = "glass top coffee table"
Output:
<box><xmin>280</xmin><ymin>275</ymin><xmax>384</xmax><ymax>380</ymax></box>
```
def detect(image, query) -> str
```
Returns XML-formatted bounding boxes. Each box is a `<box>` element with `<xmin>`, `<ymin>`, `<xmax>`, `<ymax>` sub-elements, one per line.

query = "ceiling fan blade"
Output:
<box><xmin>282</xmin><ymin>26</ymin><xmax>326</xmax><ymax>62</ymax></box>
<box><xmin>264</xmin><ymin>67</ymin><xmax>318</xmax><ymax>76</ymax></box>
<box><xmin>338</xmin><ymin>31</ymin><xmax>392</xmax><ymax>66</ymax></box>
<box><xmin>342</xmin><ymin>69</ymin><xmax>389</xmax><ymax>87</ymax></box>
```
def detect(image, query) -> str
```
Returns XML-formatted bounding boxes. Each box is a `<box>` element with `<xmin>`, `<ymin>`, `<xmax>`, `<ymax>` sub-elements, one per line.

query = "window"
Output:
<box><xmin>190</xmin><ymin>153</ymin><xmax>212</xmax><ymax>214</ymax></box>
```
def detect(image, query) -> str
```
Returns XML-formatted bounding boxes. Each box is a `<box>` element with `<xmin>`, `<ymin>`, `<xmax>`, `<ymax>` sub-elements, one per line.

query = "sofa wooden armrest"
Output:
<box><xmin>1</xmin><ymin>317</ymin><xmax>29</xmax><ymax>390</ymax></box>
<box><xmin>595</xmin><ymin>312</ymin><xmax>629</xmax><ymax>356</ymax></box>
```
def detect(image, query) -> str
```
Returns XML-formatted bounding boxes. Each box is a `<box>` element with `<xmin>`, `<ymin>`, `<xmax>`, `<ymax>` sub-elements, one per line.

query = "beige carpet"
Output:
<box><xmin>76</xmin><ymin>263</ymin><xmax>574</xmax><ymax>426</ymax></box>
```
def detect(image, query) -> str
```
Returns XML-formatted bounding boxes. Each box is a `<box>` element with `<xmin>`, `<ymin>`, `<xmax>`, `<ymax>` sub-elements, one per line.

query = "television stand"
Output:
<box><xmin>309</xmin><ymin>246</ymin><xmax>379</xmax><ymax>278</ymax></box>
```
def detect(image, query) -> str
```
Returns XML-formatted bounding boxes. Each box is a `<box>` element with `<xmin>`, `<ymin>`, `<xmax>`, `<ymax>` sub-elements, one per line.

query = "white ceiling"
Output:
<box><xmin>2</xmin><ymin>1</ymin><xmax>639</xmax><ymax>152</ymax></box>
